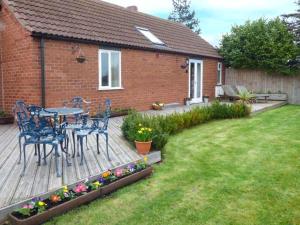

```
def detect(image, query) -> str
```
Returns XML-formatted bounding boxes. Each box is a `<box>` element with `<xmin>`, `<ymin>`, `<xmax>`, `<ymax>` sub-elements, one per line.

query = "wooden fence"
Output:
<box><xmin>225</xmin><ymin>68</ymin><xmax>300</xmax><ymax>104</ymax></box>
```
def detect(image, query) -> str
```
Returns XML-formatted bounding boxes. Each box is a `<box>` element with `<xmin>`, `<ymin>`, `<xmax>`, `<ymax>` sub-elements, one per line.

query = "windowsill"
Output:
<box><xmin>98</xmin><ymin>87</ymin><xmax>124</xmax><ymax>91</ymax></box>
<box><xmin>216</xmin><ymin>83</ymin><xmax>223</xmax><ymax>86</ymax></box>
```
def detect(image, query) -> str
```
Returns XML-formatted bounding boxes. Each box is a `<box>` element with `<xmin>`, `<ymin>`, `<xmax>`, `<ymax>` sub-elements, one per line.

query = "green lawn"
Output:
<box><xmin>47</xmin><ymin>105</ymin><xmax>300</xmax><ymax>225</ymax></box>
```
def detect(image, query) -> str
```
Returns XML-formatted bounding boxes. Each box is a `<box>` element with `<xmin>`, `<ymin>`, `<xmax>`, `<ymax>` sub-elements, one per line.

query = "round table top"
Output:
<box><xmin>40</xmin><ymin>107</ymin><xmax>84</xmax><ymax>116</ymax></box>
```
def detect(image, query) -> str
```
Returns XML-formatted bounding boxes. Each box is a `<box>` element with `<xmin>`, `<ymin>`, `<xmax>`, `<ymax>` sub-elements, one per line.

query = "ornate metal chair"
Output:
<box><xmin>74</xmin><ymin>99</ymin><xmax>111</xmax><ymax>165</ymax></box>
<box><xmin>13</xmin><ymin>100</ymin><xmax>38</xmax><ymax>163</ymax></box>
<box><xmin>63</xmin><ymin>96</ymin><xmax>91</xmax><ymax>155</ymax></box>
<box><xmin>16</xmin><ymin>106</ymin><xmax>69</xmax><ymax>177</ymax></box>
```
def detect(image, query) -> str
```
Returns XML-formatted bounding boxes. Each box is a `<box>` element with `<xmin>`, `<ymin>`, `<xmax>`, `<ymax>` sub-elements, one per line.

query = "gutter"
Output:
<box><xmin>39</xmin><ymin>37</ymin><xmax>46</xmax><ymax>108</ymax></box>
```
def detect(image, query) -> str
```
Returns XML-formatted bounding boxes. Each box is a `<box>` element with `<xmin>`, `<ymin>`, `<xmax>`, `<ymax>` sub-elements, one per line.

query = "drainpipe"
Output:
<box><xmin>39</xmin><ymin>37</ymin><xmax>46</xmax><ymax>108</ymax></box>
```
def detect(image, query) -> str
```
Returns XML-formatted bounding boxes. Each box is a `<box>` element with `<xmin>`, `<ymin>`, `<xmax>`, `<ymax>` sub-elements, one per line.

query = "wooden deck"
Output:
<box><xmin>0</xmin><ymin>100</ymin><xmax>287</xmax><ymax>221</ymax></box>
<box><xmin>0</xmin><ymin>116</ymin><xmax>141</xmax><ymax>214</ymax></box>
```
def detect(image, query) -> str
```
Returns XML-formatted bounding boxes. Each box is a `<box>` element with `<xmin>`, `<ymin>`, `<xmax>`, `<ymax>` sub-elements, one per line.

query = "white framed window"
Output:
<box><xmin>136</xmin><ymin>27</ymin><xmax>165</xmax><ymax>45</ymax></box>
<box><xmin>217</xmin><ymin>62</ymin><xmax>222</xmax><ymax>85</ymax></box>
<box><xmin>99</xmin><ymin>49</ymin><xmax>122</xmax><ymax>90</ymax></box>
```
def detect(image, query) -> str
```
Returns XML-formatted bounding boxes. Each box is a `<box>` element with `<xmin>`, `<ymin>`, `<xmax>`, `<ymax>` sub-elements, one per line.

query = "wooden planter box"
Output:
<box><xmin>0</xmin><ymin>116</ymin><xmax>14</xmax><ymax>125</ymax></box>
<box><xmin>101</xmin><ymin>167</ymin><xmax>153</xmax><ymax>195</ymax></box>
<box><xmin>8</xmin><ymin>167</ymin><xmax>153</xmax><ymax>225</ymax></box>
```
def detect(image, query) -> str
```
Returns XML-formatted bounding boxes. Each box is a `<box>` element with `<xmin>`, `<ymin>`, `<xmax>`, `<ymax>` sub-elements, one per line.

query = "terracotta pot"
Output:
<box><xmin>135</xmin><ymin>141</ymin><xmax>152</xmax><ymax>155</ymax></box>
<box><xmin>0</xmin><ymin>116</ymin><xmax>14</xmax><ymax>125</ymax></box>
<box><xmin>152</xmin><ymin>105</ymin><xmax>163</xmax><ymax>110</ymax></box>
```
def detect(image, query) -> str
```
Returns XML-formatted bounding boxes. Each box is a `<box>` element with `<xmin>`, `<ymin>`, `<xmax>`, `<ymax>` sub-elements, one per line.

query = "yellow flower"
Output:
<box><xmin>144</xmin><ymin>156</ymin><xmax>148</xmax><ymax>163</ymax></box>
<box><xmin>38</xmin><ymin>201</ymin><xmax>46</xmax><ymax>206</ymax></box>
<box><xmin>62</xmin><ymin>186</ymin><xmax>68</xmax><ymax>193</ymax></box>
<box><xmin>141</xmin><ymin>128</ymin><xmax>145</xmax><ymax>131</ymax></box>
<box><xmin>93</xmin><ymin>181</ymin><xmax>101</xmax><ymax>187</ymax></box>
<box><xmin>149</xmin><ymin>128</ymin><xmax>152</xmax><ymax>132</ymax></box>
<box><xmin>102</xmin><ymin>171</ymin><xmax>111</xmax><ymax>178</ymax></box>
<box><xmin>139</xmin><ymin>123</ymin><xmax>142</xmax><ymax>127</ymax></box>
<box><xmin>138</xmin><ymin>130</ymin><xmax>142</xmax><ymax>134</ymax></box>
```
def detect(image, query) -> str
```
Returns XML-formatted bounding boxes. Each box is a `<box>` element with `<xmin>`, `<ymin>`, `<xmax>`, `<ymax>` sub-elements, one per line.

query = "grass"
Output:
<box><xmin>46</xmin><ymin>105</ymin><xmax>300</xmax><ymax>225</ymax></box>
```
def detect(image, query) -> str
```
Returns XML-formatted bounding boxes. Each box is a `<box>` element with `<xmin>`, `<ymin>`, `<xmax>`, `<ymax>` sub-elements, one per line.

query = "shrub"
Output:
<box><xmin>121</xmin><ymin>101</ymin><xmax>250</xmax><ymax>155</ymax></box>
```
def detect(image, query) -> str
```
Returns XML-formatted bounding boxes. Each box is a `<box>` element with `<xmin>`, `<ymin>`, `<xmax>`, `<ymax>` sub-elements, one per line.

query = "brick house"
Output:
<box><xmin>0</xmin><ymin>0</ymin><xmax>223</xmax><ymax>113</ymax></box>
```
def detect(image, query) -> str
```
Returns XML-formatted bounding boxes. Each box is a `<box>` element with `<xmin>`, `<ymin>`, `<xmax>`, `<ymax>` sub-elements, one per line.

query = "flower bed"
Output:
<box><xmin>9</xmin><ymin>160</ymin><xmax>152</xmax><ymax>225</ymax></box>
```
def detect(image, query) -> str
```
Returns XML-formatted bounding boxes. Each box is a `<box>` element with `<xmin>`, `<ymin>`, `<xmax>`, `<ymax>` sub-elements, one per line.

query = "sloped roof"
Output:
<box><xmin>4</xmin><ymin>0</ymin><xmax>221</xmax><ymax>58</ymax></box>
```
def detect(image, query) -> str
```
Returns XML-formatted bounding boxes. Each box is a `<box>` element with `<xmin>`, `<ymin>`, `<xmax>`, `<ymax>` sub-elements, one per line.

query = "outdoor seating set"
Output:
<box><xmin>219</xmin><ymin>85</ymin><xmax>269</xmax><ymax>103</ymax></box>
<box><xmin>13</xmin><ymin>97</ymin><xmax>112</xmax><ymax>177</ymax></box>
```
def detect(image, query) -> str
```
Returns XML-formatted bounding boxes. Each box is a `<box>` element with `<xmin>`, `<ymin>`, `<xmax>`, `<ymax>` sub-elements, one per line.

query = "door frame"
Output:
<box><xmin>188</xmin><ymin>59</ymin><xmax>203</xmax><ymax>103</ymax></box>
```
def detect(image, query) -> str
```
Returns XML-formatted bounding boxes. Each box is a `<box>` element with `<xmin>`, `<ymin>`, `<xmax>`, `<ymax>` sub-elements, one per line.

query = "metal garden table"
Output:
<box><xmin>39</xmin><ymin>107</ymin><xmax>84</xmax><ymax>164</ymax></box>
<box><xmin>40</xmin><ymin>107</ymin><xmax>84</xmax><ymax>117</ymax></box>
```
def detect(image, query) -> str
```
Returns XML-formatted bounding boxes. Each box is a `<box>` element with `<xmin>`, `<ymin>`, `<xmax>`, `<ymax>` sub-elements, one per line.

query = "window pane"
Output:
<box><xmin>190</xmin><ymin>63</ymin><xmax>195</xmax><ymax>98</ymax></box>
<box><xmin>111</xmin><ymin>52</ymin><xmax>120</xmax><ymax>87</ymax></box>
<box><xmin>217</xmin><ymin>71</ymin><xmax>221</xmax><ymax>84</ymax></box>
<box><xmin>197</xmin><ymin>63</ymin><xmax>201</xmax><ymax>98</ymax></box>
<box><xmin>138</xmin><ymin>28</ymin><xmax>164</xmax><ymax>45</ymax></box>
<box><xmin>101</xmin><ymin>52</ymin><xmax>109</xmax><ymax>87</ymax></box>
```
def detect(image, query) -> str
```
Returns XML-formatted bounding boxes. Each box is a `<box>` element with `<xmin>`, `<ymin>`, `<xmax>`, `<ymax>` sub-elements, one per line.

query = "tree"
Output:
<box><xmin>219</xmin><ymin>18</ymin><xmax>299</xmax><ymax>75</ymax></box>
<box><xmin>282</xmin><ymin>0</ymin><xmax>300</xmax><ymax>45</ymax></box>
<box><xmin>168</xmin><ymin>0</ymin><xmax>201</xmax><ymax>34</ymax></box>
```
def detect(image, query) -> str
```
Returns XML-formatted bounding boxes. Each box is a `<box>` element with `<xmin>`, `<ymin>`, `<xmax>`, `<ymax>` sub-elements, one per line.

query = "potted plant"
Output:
<box><xmin>0</xmin><ymin>111</ymin><xmax>14</xmax><ymax>124</ymax></box>
<box><xmin>135</xmin><ymin>124</ymin><xmax>153</xmax><ymax>155</ymax></box>
<box><xmin>184</xmin><ymin>97</ymin><xmax>191</xmax><ymax>106</ymax></box>
<box><xmin>152</xmin><ymin>102</ymin><xmax>164</xmax><ymax>110</ymax></box>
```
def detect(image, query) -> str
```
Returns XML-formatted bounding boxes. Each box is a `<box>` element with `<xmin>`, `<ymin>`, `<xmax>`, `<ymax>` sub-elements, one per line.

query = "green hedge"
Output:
<box><xmin>121</xmin><ymin>101</ymin><xmax>251</xmax><ymax>153</ymax></box>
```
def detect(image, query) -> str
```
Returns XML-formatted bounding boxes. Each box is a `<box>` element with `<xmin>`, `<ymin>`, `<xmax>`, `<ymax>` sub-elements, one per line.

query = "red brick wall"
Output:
<box><xmin>44</xmin><ymin>40</ymin><xmax>189</xmax><ymax>112</ymax></box>
<box><xmin>0</xmin><ymin>3</ymin><xmax>222</xmax><ymax>113</ymax></box>
<box><xmin>0</xmin><ymin>22</ymin><xmax>2</xmax><ymax>110</ymax></box>
<box><xmin>203</xmin><ymin>58</ymin><xmax>225</xmax><ymax>100</ymax></box>
<box><xmin>0</xmin><ymin>4</ymin><xmax>41</xmax><ymax>113</ymax></box>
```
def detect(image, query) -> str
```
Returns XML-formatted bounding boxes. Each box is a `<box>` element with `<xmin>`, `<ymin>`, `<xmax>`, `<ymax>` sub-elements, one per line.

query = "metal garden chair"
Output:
<box><xmin>63</xmin><ymin>96</ymin><xmax>91</xmax><ymax>156</ymax></box>
<box><xmin>17</xmin><ymin>106</ymin><xmax>69</xmax><ymax>177</ymax></box>
<box><xmin>13</xmin><ymin>100</ymin><xmax>39</xmax><ymax>163</ymax></box>
<box><xmin>74</xmin><ymin>99</ymin><xmax>111</xmax><ymax>165</ymax></box>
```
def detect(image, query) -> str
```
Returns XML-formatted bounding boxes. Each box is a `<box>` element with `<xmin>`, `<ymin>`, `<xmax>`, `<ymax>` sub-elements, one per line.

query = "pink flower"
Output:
<box><xmin>74</xmin><ymin>183</ymin><xmax>87</xmax><ymax>193</ymax></box>
<box><xmin>114</xmin><ymin>168</ymin><xmax>123</xmax><ymax>177</ymax></box>
<box><xmin>23</xmin><ymin>204</ymin><xmax>34</xmax><ymax>209</ymax></box>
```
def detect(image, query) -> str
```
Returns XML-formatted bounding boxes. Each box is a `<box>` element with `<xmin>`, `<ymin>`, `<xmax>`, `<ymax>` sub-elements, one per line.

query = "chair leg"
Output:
<box><xmin>80</xmin><ymin>137</ymin><xmax>84</xmax><ymax>165</ymax></box>
<box><xmin>18</xmin><ymin>136</ymin><xmax>22</xmax><ymax>164</ymax></box>
<box><xmin>55</xmin><ymin>144</ymin><xmax>61</xmax><ymax>177</ymax></box>
<box><xmin>21</xmin><ymin>144</ymin><xmax>26</xmax><ymax>177</ymax></box>
<box><xmin>77</xmin><ymin>136</ymin><xmax>80</xmax><ymax>157</ymax></box>
<box><xmin>105</xmin><ymin>133</ymin><xmax>110</xmax><ymax>161</ymax></box>
<box><xmin>72</xmin><ymin>131</ymin><xmax>76</xmax><ymax>158</ymax></box>
<box><xmin>86</xmin><ymin>136</ymin><xmax>89</xmax><ymax>150</ymax></box>
<box><xmin>43</xmin><ymin>144</ymin><xmax>47</xmax><ymax>165</ymax></box>
<box><xmin>34</xmin><ymin>144</ymin><xmax>37</xmax><ymax>156</ymax></box>
<box><xmin>96</xmin><ymin>134</ymin><xmax>100</xmax><ymax>154</ymax></box>
<box><xmin>37</xmin><ymin>145</ymin><xmax>41</xmax><ymax>166</ymax></box>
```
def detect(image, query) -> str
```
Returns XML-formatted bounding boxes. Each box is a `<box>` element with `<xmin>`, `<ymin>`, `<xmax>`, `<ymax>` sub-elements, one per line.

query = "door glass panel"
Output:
<box><xmin>197</xmin><ymin>63</ymin><xmax>201</xmax><ymax>98</ymax></box>
<box><xmin>111</xmin><ymin>52</ymin><xmax>120</xmax><ymax>87</ymax></box>
<box><xmin>190</xmin><ymin>63</ymin><xmax>195</xmax><ymax>98</ymax></box>
<box><xmin>101</xmin><ymin>52</ymin><xmax>109</xmax><ymax>87</ymax></box>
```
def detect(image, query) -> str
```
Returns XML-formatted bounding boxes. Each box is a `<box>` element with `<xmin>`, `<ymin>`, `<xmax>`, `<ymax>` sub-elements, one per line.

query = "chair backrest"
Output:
<box><xmin>222</xmin><ymin>85</ymin><xmax>238</xmax><ymax>97</ymax></box>
<box><xmin>13</xmin><ymin>100</ymin><xmax>29</xmax><ymax>131</ymax></box>
<box><xmin>236</xmin><ymin>85</ymin><xmax>249</xmax><ymax>94</ymax></box>
<box><xmin>26</xmin><ymin>105</ymin><xmax>57</xmax><ymax>135</ymax></box>
<box><xmin>92</xmin><ymin>99</ymin><xmax>111</xmax><ymax>131</ymax></box>
<box><xmin>65</xmin><ymin>96</ymin><xmax>91</xmax><ymax>115</ymax></box>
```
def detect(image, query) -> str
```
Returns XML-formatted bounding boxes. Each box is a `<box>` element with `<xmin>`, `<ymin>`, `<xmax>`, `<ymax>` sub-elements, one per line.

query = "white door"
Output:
<box><xmin>189</xmin><ymin>59</ymin><xmax>203</xmax><ymax>103</ymax></box>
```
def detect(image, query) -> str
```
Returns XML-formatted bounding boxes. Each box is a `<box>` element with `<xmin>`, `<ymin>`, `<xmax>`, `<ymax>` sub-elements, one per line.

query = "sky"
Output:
<box><xmin>102</xmin><ymin>0</ymin><xmax>297</xmax><ymax>47</ymax></box>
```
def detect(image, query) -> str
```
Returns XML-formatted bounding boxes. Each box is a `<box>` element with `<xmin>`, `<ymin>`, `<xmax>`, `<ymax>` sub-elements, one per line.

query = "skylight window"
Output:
<box><xmin>136</xmin><ymin>27</ymin><xmax>165</xmax><ymax>45</ymax></box>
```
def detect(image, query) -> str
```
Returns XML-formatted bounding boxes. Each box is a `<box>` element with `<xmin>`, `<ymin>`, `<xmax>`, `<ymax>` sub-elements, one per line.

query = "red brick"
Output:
<box><xmin>0</xmin><ymin>3</ymin><xmax>223</xmax><ymax>114</ymax></box>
